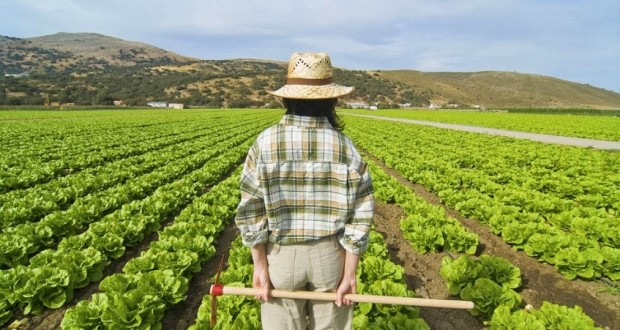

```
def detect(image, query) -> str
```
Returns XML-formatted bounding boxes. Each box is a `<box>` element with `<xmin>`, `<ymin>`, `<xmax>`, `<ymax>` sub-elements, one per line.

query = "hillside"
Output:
<box><xmin>1</xmin><ymin>32</ymin><xmax>620</xmax><ymax>109</ymax></box>
<box><xmin>0</xmin><ymin>32</ymin><xmax>197</xmax><ymax>73</ymax></box>
<box><xmin>376</xmin><ymin>70</ymin><xmax>620</xmax><ymax>109</ymax></box>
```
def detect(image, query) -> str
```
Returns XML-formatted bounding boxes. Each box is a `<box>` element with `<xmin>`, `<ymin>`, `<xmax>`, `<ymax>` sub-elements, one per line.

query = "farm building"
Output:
<box><xmin>146</xmin><ymin>102</ymin><xmax>185</xmax><ymax>109</ymax></box>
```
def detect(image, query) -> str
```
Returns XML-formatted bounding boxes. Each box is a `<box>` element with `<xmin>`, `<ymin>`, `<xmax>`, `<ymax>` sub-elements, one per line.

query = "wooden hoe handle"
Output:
<box><xmin>210</xmin><ymin>284</ymin><xmax>474</xmax><ymax>310</ymax></box>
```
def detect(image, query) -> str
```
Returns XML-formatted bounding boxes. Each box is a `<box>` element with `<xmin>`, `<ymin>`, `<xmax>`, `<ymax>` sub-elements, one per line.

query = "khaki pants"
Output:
<box><xmin>262</xmin><ymin>236</ymin><xmax>353</xmax><ymax>330</ymax></box>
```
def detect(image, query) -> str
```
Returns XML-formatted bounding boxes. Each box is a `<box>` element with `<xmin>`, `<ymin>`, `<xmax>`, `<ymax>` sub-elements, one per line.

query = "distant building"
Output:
<box><xmin>146</xmin><ymin>101</ymin><xmax>184</xmax><ymax>109</ymax></box>
<box><xmin>4</xmin><ymin>73</ymin><xmax>29</xmax><ymax>78</ymax></box>
<box><xmin>168</xmin><ymin>103</ymin><xmax>184</xmax><ymax>109</ymax></box>
<box><xmin>147</xmin><ymin>101</ymin><xmax>169</xmax><ymax>108</ymax></box>
<box><xmin>346</xmin><ymin>102</ymin><xmax>370</xmax><ymax>109</ymax></box>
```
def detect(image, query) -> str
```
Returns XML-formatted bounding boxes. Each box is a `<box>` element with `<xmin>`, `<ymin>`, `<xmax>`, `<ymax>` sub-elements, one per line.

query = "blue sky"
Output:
<box><xmin>2</xmin><ymin>0</ymin><xmax>619</xmax><ymax>92</ymax></box>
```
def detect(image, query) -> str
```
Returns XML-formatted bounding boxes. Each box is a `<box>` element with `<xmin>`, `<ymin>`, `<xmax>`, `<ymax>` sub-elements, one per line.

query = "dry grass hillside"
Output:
<box><xmin>27</xmin><ymin>33</ymin><xmax>197</xmax><ymax>65</ymax></box>
<box><xmin>376</xmin><ymin>70</ymin><xmax>620</xmax><ymax>109</ymax></box>
<box><xmin>2</xmin><ymin>32</ymin><xmax>620</xmax><ymax>109</ymax></box>
<box><xmin>0</xmin><ymin>33</ymin><xmax>197</xmax><ymax>73</ymax></box>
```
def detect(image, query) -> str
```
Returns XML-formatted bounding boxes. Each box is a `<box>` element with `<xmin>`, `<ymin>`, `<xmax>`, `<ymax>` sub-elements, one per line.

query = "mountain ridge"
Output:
<box><xmin>1</xmin><ymin>32</ymin><xmax>619</xmax><ymax>109</ymax></box>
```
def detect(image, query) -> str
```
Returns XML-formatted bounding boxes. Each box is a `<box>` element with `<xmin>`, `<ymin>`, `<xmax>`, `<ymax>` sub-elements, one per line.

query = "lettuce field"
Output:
<box><xmin>0</xmin><ymin>109</ymin><xmax>618</xmax><ymax>329</ymax></box>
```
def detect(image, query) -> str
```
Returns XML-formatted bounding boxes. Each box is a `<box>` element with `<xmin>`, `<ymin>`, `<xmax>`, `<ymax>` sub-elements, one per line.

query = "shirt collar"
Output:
<box><xmin>279</xmin><ymin>115</ymin><xmax>334</xmax><ymax>129</ymax></box>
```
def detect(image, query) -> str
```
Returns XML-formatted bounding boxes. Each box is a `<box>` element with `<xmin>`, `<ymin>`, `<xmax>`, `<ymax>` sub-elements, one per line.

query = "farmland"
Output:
<box><xmin>343</xmin><ymin>109</ymin><xmax>620</xmax><ymax>142</ymax></box>
<box><xmin>1</xmin><ymin>109</ymin><xmax>618</xmax><ymax>329</ymax></box>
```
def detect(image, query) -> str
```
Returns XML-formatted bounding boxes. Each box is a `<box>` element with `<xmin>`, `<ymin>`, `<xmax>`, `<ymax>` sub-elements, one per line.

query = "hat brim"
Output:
<box><xmin>268</xmin><ymin>83</ymin><xmax>354</xmax><ymax>99</ymax></box>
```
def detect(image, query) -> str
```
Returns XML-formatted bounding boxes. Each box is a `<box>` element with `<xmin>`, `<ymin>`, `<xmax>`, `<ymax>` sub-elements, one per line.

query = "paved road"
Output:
<box><xmin>346</xmin><ymin>113</ymin><xmax>620</xmax><ymax>151</ymax></box>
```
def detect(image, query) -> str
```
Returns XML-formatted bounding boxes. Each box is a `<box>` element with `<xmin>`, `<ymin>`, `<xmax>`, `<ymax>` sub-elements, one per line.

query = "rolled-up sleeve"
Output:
<box><xmin>339</xmin><ymin>164</ymin><xmax>374</xmax><ymax>255</ymax></box>
<box><xmin>235</xmin><ymin>144</ymin><xmax>269</xmax><ymax>247</ymax></box>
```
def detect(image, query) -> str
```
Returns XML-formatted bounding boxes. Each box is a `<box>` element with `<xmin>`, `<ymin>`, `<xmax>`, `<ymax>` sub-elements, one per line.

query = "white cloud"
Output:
<box><xmin>1</xmin><ymin>0</ymin><xmax>619</xmax><ymax>91</ymax></box>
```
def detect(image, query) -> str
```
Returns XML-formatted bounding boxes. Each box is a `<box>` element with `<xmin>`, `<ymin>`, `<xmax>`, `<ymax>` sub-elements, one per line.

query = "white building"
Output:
<box><xmin>147</xmin><ymin>102</ymin><xmax>185</xmax><ymax>109</ymax></box>
<box><xmin>147</xmin><ymin>101</ymin><xmax>168</xmax><ymax>108</ymax></box>
<box><xmin>346</xmin><ymin>102</ymin><xmax>370</xmax><ymax>109</ymax></box>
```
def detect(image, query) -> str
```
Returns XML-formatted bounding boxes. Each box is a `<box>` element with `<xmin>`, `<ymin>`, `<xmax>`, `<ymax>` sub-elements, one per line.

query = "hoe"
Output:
<box><xmin>207</xmin><ymin>257</ymin><xmax>474</xmax><ymax>327</ymax></box>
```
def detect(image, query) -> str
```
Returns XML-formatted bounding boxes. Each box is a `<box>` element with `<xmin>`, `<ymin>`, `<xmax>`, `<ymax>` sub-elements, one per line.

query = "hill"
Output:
<box><xmin>1</xmin><ymin>32</ymin><xmax>619</xmax><ymax>109</ymax></box>
<box><xmin>0</xmin><ymin>32</ymin><xmax>197</xmax><ymax>72</ymax></box>
<box><xmin>375</xmin><ymin>70</ymin><xmax>620</xmax><ymax>109</ymax></box>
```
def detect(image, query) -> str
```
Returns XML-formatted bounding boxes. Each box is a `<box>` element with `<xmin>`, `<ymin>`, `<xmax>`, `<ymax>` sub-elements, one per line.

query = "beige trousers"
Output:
<box><xmin>261</xmin><ymin>236</ymin><xmax>353</xmax><ymax>330</ymax></box>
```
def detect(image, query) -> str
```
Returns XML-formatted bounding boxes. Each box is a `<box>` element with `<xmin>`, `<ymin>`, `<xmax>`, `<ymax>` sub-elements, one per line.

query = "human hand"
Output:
<box><xmin>335</xmin><ymin>275</ymin><xmax>356</xmax><ymax>307</ymax></box>
<box><xmin>253</xmin><ymin>262</ymin><xmax>271</xmax><ymax>302</ymax></box>
<box><xmin>336</xmin><ymin>250</ymin><xmax>359</xmax><ymax>307</ymax></box>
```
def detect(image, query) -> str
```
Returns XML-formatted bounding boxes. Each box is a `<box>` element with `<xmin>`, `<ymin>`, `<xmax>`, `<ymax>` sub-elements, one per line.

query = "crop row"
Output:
<box><xmin>61</xmin><ymin>166</ymin><xmax>243</xmax><ymax>329</ymax></box>
<box><xmin>0</xmin><ymin>110</ymin><xmax>280</xmax><ymax>193</ymax></box>
<box><xmin>0</xmin><ymin>110</ymin><xmax>218</xmax><ymax>156</ymax></box>
<box><xmin>1</xmin><ymin>120</ymin><xmax>221</xmax><ymax>193</ymax></box>
<box><xmin>441</xmin><ymin>254</ymin><xmax>601</xmax><ymax>328</ymax></box>
<box><xmin>0</xmin><ymin>140</ymin><xmax>252</xmax><ymax>326</ymax></box>
<box><xmin>345</xmin><ymin>116</ymin><xmax>620</xmax><ymax>280</ymax></box>
<box><xmin>367</xmin><ymin>157</ymin><xmax>478</xmax><ymax>255</ymax></box>
<box><xmin>0</xmin><ymin>124</ymin><xmax>265</xmax><ymax>269</ymax></box>
<box><xmin>2</xmin><ymin>117</ymin><xmax>205</xmax><ymax>163</ymax></box>
<box><xmin>0</xmin><ymin>115</ymin><xmax>276</xmax><ymax>231</ymax></box>
<box><xmin>365</xmin><ymin>144</ymin><xmax>601</xmax><ymax>328</ymax></box>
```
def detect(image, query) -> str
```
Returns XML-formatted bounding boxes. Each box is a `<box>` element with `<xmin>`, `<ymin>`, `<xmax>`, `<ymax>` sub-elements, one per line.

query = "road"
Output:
<box><xmin>345</xmin><ymin>114</ymin><xmax>620</xmax><ymax>151</ymax></box>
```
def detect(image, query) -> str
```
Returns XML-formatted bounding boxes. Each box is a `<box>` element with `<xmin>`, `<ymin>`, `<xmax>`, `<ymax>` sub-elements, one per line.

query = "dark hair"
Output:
<box><xmin>282</xmin><ymin>98</ymin><xmax>344</xmax><ymax>131</ymax></box>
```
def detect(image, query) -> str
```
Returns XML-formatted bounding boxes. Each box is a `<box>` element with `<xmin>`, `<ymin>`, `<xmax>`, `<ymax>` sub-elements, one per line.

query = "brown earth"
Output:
<box><xmin>8</xmin><ymin>156</ymin><xmax>619</xmax><ymax>330</ymax></box>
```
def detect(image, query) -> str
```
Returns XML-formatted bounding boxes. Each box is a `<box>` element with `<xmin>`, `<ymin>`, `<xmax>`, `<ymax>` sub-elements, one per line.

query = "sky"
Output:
<box><xmin>2</xmin><ymin>0</ymin><xmax>619</xmax><ymax>92</ymax></box>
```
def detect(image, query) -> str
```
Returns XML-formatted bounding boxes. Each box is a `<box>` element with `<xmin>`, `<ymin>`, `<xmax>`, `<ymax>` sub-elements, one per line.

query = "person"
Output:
<box><xmin>235</xmin><ymin>52</ymin><xmax>374</xmax><ymax>329</ymax></box>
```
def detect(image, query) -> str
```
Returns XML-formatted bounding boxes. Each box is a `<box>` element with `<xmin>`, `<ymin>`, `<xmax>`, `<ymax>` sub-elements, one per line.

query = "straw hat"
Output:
<box><xmin>269</xmin><ymin>52</ymin><xmax>354</xmax><ymax>99</ymax></box>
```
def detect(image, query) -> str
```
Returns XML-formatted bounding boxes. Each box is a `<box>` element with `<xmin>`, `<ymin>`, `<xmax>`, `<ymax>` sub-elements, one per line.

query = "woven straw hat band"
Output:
<box><xmin>286</xmin><ymin>77</ymin><xmax>334</xmax><ymax>85</ymax></box>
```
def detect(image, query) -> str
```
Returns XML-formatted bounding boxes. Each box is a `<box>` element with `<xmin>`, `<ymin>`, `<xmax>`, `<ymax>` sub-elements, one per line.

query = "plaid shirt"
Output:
<box><xmin>235</xmin><ymin>114</ymin><xmax>374</xmax><ymax>254</ymax></box>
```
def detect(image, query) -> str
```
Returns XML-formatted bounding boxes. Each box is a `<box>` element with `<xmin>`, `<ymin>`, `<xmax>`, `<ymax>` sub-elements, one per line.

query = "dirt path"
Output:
<box><xmin>374</xmin><ymin>203</ymin><xmax>484</xmax><ymax>329</ymax></box>
<box><xmin>161</xmin><ymin>221</ymin><xmax>239</xmax><ymax>329</ymax></box>
<box><xmin>346</xmin><ymin>113</ymin><xmax>620</xmax><ymax>150</ymax></box>
<box><xmin>367</xmin><ymin>152</ymin><xmax>620</xmax><ymax>329</ymax></box>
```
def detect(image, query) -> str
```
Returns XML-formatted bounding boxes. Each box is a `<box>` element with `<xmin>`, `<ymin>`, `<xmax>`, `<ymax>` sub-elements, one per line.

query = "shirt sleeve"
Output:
<box><xmin>339</xmin><ymin>163</ymin><xmax>374</xmax><ymax>255</ymax></box>
<box><xmin>235</xmin><ymin>143</ymin><xmax>269</xmax><ymax>247</ymax></box>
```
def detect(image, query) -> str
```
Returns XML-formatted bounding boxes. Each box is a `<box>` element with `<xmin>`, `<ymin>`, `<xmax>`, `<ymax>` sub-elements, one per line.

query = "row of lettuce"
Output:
<box><xmin>1</xmin><ymin>113</ymin><xmax>227</xmax><ymax>193</ymax></box>
<box><xmin>0</xmin><ymin>121</ymin><xmax>271</xmax><ymax>269</ymax></box>
<box><xmin>60</xmin><ymin>167</ymin><xmax>243</xmax><ymax>328</ymax></box>
<box><xmin>367</xmin><ymin>156</ymin><xmax>601</xmax><ymax>329</ymax></box>
<box><xmin>345</xmin><ymin>115</ymin><xmax>620</xmax><ymax>281</ymax></box>
<box><xmin>0</xmin><ymin>110</ymin><xmax>282</xmax><ymax>327</ymax></box>
<box><xmin>0</xmin><ymin>114</ymin><xmax>269</xmax><ymax>231</ymax></box>
<box><xmin>0</xmin><ymin>141</ymin><xmax>250</xmax><ymax>326</ymax></box>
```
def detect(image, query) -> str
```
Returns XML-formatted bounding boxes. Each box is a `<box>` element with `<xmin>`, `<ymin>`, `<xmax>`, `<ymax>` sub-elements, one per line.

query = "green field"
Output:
<box><xmin>342</xmin><ymin>109</ymin><xmax>620</xmax><ymax>141</ymax></box>
<box><xmin>0</xmin><ymin>109</ymin><xmax>615</xmax><ymax>329</ymax></box>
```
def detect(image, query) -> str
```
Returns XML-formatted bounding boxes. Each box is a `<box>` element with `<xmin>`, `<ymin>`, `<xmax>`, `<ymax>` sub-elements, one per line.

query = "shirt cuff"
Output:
<box><xmin>338</xmin><ymin>233</ymin><xmax>369</xmax><ymax>255</ymax></box>
<box><xmin>241</xmin><ymin>229</ymin><xmax>269</xmax><ymax>248</ymax></box>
